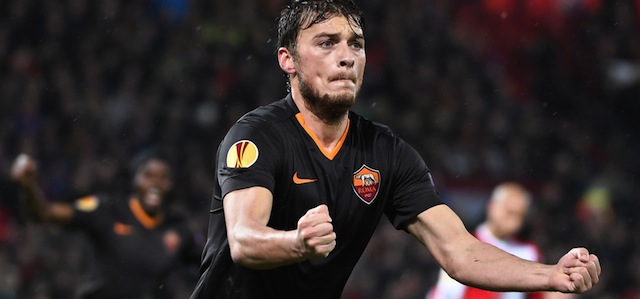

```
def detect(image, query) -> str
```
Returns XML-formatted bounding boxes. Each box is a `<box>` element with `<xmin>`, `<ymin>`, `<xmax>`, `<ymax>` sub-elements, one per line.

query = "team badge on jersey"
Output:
<box><xmin>352</xmin><ymin>164</ymin><xmax>380</xmax><ymax>205</ymax></box>
<box><xmin>163</xmin><ymin>230</ymin><xmax>181</xmax><ymax>253</ymax></box>
<box><xmin>226</xmin><ymin>140</ymin><xmax>259</xmax><ymax>168</ymax></box>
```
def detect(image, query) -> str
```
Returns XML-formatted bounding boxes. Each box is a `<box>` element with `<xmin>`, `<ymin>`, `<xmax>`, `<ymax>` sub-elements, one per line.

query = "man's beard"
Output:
<box><xmin>298</xmin><ymin>75</ymin><xmax>356</xmax><ymax>125</ymax></box>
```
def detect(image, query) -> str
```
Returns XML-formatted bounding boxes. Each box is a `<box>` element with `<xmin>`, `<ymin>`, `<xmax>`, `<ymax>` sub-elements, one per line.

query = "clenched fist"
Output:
<box><xmin>552</xmin><ymin>247</ymin><xmax>601</xmax><ymax>293</ymax></box>
<box><xmin>296</xmin><ymin>204</ymin><xmax>337</xmax><ymax>259</ymax></box>
<box><xmin>11</xmin><ymin>153</ymin><xmax>37</xmax><ymax>187</ymax></box>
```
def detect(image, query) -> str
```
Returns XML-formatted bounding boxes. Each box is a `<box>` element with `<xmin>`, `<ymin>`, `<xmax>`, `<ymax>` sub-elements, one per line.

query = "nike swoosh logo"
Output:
<box><xmin>293</xmin><ymin>172</ymin><xmax>317</xmax><ymax>184</ymax></box>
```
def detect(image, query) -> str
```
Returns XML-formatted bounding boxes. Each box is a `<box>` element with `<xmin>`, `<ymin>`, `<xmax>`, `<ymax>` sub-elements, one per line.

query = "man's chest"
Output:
<box><xmin>102</xmin><ymin>221</ymin><xmax>184</xmax><ymax>271</ymax></box>
<box><xmin>271</xmin><ymin>141</ymin><xmax>391</xmax><ymax>232</ymax></box>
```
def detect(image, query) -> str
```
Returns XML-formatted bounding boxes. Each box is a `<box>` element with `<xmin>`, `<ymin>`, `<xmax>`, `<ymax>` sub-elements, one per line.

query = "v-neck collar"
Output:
<box><xmin>129</xmin><ymin>197</ymin><xmax>164</xmax><ymax>229</ymax></box>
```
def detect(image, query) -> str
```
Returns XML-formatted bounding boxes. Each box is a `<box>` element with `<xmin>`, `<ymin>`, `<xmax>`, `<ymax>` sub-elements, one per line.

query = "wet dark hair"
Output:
<box><xmin>277</xmin><ymin>0</ymin><xmax>365</xmax><ymax>56</ymax></box>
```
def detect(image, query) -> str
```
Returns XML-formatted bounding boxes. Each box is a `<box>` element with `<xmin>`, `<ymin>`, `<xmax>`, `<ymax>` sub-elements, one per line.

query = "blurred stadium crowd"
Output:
<box><xmin>0</xmin><ymin>0</ymin><xmax>639</xmax><ymax>298</ymax></box>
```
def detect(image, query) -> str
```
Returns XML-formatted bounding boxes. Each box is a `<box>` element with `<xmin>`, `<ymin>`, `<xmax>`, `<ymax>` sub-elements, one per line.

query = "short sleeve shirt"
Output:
<box><xmin>191</xmin><ymin>95</ymin><xmax>443</xmax><ymax>299</ymax></box>
<box><xmin>67</xmin><ymin>195</ymin><xmax>197</xmax><ymax>298</ymax></box>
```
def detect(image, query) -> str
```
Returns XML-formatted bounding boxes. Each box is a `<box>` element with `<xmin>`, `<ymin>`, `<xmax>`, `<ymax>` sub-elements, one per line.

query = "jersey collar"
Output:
<box><xmin>285</xmin><ymin>93</ymin><xmax>298</xmax><ymax>113</ymax></box>
<box><xmin>129</xmin><ymin>198</ymin><xmax>164</xmax><ymax>229</ymax></box>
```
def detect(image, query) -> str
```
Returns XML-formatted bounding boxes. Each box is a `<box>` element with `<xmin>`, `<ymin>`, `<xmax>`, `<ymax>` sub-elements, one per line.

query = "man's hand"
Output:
<box><xmin>552</xmin><ymin>247</ymin><xmax>601</xmax><ymax>293</ymax></box>
<box><xmin>11</xmin><ymin>153</ymin><xmax>37</xmax><ymax>187</ymax></box>
<box><xmin>296</xmin><ymin>204</ymin><xmax>336</xmax><ymax>259</ymax></box>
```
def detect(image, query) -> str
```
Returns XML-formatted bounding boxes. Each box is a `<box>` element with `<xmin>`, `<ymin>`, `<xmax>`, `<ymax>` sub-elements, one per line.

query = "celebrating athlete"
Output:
<box><xmin>11</xmin><ymin>152</ymin><xmax>201</xmax><ymax>299</ymax></box>
<box><xmin>189</xmin><ymin>1</ymin><xmax>601</xmax><ymax>298</ymax></box>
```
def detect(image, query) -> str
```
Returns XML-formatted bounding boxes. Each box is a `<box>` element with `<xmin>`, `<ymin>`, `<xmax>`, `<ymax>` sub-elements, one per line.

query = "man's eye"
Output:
<box><xmin>351</xmin><ymin>42</ymin><xmax>363</xmax><ymax>49</ymax></box>
<box><xmin>320</xmin><ymin>41</ymin><xmax>333</xmax><ymax>47</ymax></box>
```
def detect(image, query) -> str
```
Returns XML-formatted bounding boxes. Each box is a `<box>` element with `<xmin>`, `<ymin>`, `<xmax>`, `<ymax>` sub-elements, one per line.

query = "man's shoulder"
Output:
<box><xmin>237</xmin><ymin>96</ymin><xmax>295</xmax><ymax>126</ymax></box>
<box><xmin>350</xmin><ymin>111</ymin><xmax>393</xmax><ymax>133</ymax></box>
<box><xmin>349</xmin><ymin>111</ymin><xmax>399</xmax><ymax>142</ymax></box>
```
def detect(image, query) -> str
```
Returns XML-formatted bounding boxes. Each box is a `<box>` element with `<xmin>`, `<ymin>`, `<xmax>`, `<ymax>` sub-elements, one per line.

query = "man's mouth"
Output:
<box><xmin>144</xmin><ymin>188</ymin><xmax>162</xmax><ymax>206</ymax></box>
<box><xmin>330</xmin><ymin>74</ymin><xmax>356</xmax><ymax>83</ymax></box>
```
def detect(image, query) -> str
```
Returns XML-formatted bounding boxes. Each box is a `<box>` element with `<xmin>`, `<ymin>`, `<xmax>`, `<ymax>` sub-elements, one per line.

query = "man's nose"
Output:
<box><xmin>149</xmin><ymin>176</ymin><xmax>165</xmax><ymax>188</ymax></box>
<box><xmin>337</xmin><ymin>43</ymin><xmax>355</xmax><ymax>68</ymax></box>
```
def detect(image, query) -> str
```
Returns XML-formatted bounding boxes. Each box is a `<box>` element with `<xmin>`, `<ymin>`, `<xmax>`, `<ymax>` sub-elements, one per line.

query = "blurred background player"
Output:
<box><xmin>10</xmin><ymin>151</ymin><xmax>201</xmax><ymax>299</ymax></box>
<box><xmin>426</xmin><ymin>182</ymin><xmax>575</xmax><ymax>299</ymax></box>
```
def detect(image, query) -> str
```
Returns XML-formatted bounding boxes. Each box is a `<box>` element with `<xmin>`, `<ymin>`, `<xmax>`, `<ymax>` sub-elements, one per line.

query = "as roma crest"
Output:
<box><xmin>352</xmin><ymin>164</ymin><xmax>381</xmax><ymax>205</ymax></box>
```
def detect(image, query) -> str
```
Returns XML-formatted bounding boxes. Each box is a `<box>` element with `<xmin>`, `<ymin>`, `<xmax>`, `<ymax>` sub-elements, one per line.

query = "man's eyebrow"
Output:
<box><xmin>312</xmin><ymin>32</ymin><xmax>364</xmax><ymax>40</ymax></box>
<box><xmin>352</xmin><ymin>32</ymin><xmax>364</xmax><ymax>40</ymax></box>
<box><xmin>312</xmin><ymin>32</ymin><xmax>340</xmax><ymax>40</ymax></box>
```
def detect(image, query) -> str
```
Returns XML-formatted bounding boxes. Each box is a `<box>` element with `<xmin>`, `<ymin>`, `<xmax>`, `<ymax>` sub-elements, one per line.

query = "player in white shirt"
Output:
<box><xmin>426</xmin><ymin>182</ymin><xmax>575</xmax><ymax>299</ymax></box>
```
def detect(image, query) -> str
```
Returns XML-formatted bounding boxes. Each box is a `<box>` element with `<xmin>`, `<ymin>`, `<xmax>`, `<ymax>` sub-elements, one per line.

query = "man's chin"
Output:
<box><xmin>299</xmin><ymin>77</ymin><xmax>357</xmax><ymax>123</ymax></box>
<box><xmin>336</xmin><ymin>92</ymin><xmax>357</xmax><ymax>102</ymax></box>
<box><xmin>324</xmin><ymin>91</ymin><xmax>356</xmax><ymax>107</ymax></box>
<box><xmin>308</xmin><ymin>98</ymin><xmax>353</xmax><ymax>125</ymax></box>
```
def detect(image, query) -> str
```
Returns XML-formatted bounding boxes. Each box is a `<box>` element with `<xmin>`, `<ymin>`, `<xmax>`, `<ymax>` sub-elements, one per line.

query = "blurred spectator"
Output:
<box><xmin>426</xmin><ymin>182</ymin><xmax>574</xmax><ymax>299</ymax></box>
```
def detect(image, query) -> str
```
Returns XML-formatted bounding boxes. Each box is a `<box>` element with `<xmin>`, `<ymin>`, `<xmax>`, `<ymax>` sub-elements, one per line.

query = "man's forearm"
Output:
<box><xmin>19</xmin><ymin>182</ymin><xmax>50</xmax><ymax>222</ymax></box>
<box><xmin>228</xmin><ymin>225</ymin><xmax>307</xmax><ymax>269</ymax></box>
<box><xmin>449</xmin><ymin>241</ymin><xmax>554</xmax><ymax>292</ymax></box>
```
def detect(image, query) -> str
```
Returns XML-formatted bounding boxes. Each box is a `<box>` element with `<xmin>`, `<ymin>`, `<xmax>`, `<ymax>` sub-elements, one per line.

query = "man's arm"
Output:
<box><xmin>223</xmin><ymin>186</ymin><xmax>336</xmax><ymax>269</ymax></box>
<box><xmin>11</xmin><ymin>154</ymin><xmax>74</xmax><ymax>224</ymax></box>
<box><xmin>406</xmin><ymin>204</ymin><xmax>600</xmax><ymax>293</ymax></box>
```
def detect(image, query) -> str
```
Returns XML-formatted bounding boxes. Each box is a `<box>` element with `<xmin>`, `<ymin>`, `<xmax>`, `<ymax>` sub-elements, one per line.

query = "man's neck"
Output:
<box><xmin>291</xmin><ymin>91</ymin><xmax>349</xmax><ymax>153</ymax></box>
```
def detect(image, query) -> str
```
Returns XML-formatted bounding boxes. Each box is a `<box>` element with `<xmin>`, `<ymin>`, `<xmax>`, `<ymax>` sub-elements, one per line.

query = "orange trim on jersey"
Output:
<box><xmin>113</xmin><ymin>222</ymin><xmax>133</xmax><ymax>235</ymax></box>
<box><xmin>129</xmin><ymin>198</ymin><xmax>164</xmax><ymax>229</ymax></box>
<box><xmin>295</xmin><ymin>113</ymin><xmax>349</xmax><ymax>160</ymax></box>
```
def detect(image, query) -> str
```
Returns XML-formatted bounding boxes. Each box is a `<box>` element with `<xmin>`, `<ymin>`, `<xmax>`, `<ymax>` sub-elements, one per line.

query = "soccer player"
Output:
<box><xmin>189</xmin><ymin>1</ymin><xmax>601</xmax><ymax>298</ymax></box>
<box><xmin>427</xmin><ymin>182</ymin><xmax>574</xmax><ymax>299</ymax></box>
<box><xmin>11</xmin><ymin>152</ymin><xmax>201</xmax><ymax>299</ymax></box>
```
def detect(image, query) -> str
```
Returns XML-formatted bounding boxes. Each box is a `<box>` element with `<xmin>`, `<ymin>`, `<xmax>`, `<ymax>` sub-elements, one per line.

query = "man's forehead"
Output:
<box><xmin>300</xmin><ymin>15</ymin><xmax>363</xmax><ymax>37</ymax></box>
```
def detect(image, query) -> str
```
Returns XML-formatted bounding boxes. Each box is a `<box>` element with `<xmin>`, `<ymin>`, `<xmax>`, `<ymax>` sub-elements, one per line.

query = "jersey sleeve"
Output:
<box><xmin>216</xmin><ymin>118</ymin><xmax>282</xmax><ymax>199</ymax></box>
<box><xmin>385</xmin><ymin>138</ymin><xmax>444</xmax><ymax>230</ymax></box>
<box><xmin>66</xmin><ymin>194</ymin><xmax>110</xmax><ymax>233</ymax></box>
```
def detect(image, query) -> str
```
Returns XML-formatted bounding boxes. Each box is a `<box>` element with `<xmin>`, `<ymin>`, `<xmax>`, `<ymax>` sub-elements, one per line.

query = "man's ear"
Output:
<box><xmin>277</xmin><ymin>47</ymin><xmax>296</xmax><ymax>75</ymax></box>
